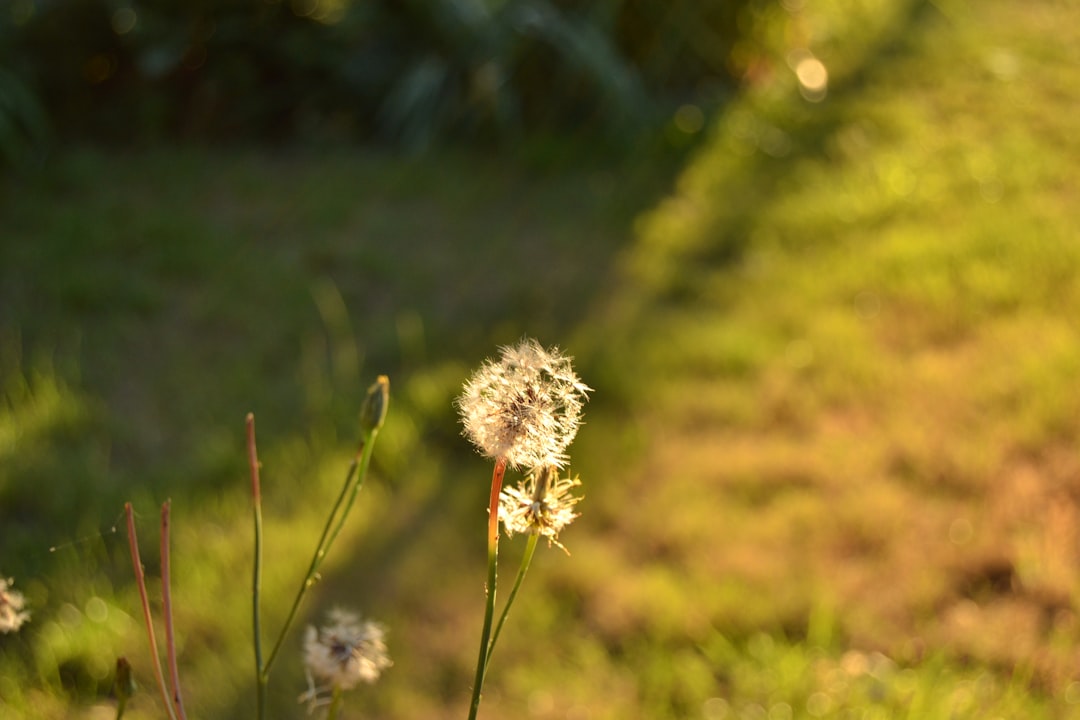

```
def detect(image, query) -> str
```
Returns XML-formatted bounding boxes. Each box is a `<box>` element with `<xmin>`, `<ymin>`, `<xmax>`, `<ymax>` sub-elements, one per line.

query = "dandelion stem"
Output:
<box><xmin>124</xmin><ymin>502</ymin><xmax>179</xmax><ymax>720</ymax></box>
<box><xmin>467</xmin><ymin>456</ymin><xmax>507</xmax><ymax>720</ymax></box>
<box><xmin>261</xmin><ymin>424</ymin><xmax>381</xmax><ymax>681</ymax></box>
<box><xmin>326</xmin><ymin>685</ymin><xmax>345</xmax><ymax>720</ymax></box>
<box><xmin>160</xmin><ymin>500</ymin><xmax>188</xmax><ymax>720</ymax></box>
<box><xmin>484</xmin><ymin>532</ymin><xmax>539</xmax><ymax>674</ymax></box>
<box><xmin>247</xmin><ymin>414</ymin><xmax>267</xmax><ymax>720</ymax></box>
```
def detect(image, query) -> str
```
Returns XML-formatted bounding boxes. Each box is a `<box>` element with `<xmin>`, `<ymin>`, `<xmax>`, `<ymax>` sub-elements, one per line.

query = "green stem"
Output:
<box><xmin>247</xmin><ymin>415</ymin><xmax>266</xmax><ymax>720</ymax></box>
<box><xmin>160</xmin><ymin>500</ymin><xmax>188</xmax><ymax>720</ymax></box>
<box><xmin>326</xmin><ymin>686</ymin><xmax>345</xmax><ymax>720</ymax></box>
<box><xmin>484</xmin><ymin>533</ymin><xmax>539</xmax><ymax>674</ymax></box>
<box><xmin>261</xmin><ymin>457</ymin><xmax>354</xmax><ymax>674</ymax></box>
<box><xmin>467</xmin><ymin>457</ymin><xmax>507</xmax><ymax>720</ymax></box>
<box><xmin>323</xmin><ymin>428</ymin><xmax>380</xmax><ymax>556</ymax></box>
<box><xmin>261</xmin><ymin>426</ymin><xmax>380</xmax><ymax>679</ymax></box>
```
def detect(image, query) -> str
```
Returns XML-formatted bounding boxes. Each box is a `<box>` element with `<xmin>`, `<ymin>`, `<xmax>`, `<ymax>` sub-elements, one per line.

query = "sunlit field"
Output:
<box><xmin>3</xmin><ymin>0</ymin><xmax>1080</xmax><ymax>718</ymax></box>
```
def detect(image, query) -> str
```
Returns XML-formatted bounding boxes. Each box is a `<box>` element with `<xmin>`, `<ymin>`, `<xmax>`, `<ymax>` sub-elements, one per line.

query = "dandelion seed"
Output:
<box><xmin>457</xmin><ymin>338</ymin><xmax>591</xmax><ymax>470</ymax></box>
<box><xmin>0</xmin><ymin>576</ymin><xmax>30</xmax><ymax>633</ymax></box>
<box><xmin>500</xmin><ymin>466</ymin><xmax>583</xmax><ymax>552</ymax></box>
<box><xmin>298</xmin><ymin>669</ymin><xmax>333</xmax><ymax>716</ymax></box>
<box><xmin>301</xmin><ymin>608</ymin><xmax>391</xmax><ymax>698</ymax></box>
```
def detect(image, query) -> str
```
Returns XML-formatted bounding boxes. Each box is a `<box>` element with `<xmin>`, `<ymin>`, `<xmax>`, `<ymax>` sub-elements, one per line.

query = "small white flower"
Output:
<box><xmin>0</xmin><ymin>577</ymin><xmax>30</xmax><ymax>634</ymax></box>
<box><xmin>500</xmin><ymin>466</ymin><xmax>583</xmax><ymax>552</ymax></box>
<box><xmin>457</xmin><ymin>338</ymin><xmax>591</xmax><ymax>469</ymax></box>
<box><xmin>301</xmin><ymin>608</ymin><xmax>391</xmax><ymax>694</ymax></box>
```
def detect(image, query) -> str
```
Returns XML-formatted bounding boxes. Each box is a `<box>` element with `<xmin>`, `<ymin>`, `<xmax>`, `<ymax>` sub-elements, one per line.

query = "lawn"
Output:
<box><xmin>0</xmin><ymin>144</ymin><xmax>669</xmax><ymax>717</ymax></box>
<box><xmin>3</xmin><ymin>0</ymin><xmax>1080</xmax><ymax>717</ymax></box>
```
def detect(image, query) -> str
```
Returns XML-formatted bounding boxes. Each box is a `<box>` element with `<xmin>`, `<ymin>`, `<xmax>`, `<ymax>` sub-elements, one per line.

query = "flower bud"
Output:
<box><xmin>359</xmin><ymin>375</ymin><xmax>390</xmax><ymax>436</ymax></box>
<box><xmin>113</xmin><ymin>657</ymin><xmax>137</xmax><ymax>710</ymax></box>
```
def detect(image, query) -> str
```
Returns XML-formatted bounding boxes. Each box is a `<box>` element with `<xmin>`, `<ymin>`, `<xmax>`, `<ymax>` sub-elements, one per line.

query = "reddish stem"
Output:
<box><xmin>487</xmin><ymin>457</ymin><xmax>507</xmax><ymax>550</ymax></box>
<box><xmin>124</xmin><ymin>503</ymin><xmax>179</xmax><ymax>720</ymax></box>
<box><xmin>246</xmin><ymin>413</ymin><xmax>262</xmax><ymax>504</ymax></box>
<box><xmin>467</xmin><ymin>456</ymin><xmax>508</xmax><ymax>720</ymax></box>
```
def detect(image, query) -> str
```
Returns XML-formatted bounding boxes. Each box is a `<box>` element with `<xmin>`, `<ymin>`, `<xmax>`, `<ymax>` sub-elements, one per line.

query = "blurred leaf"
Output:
<box><xmin>379</xmin><ymin>55</ymin><xmax>453</xmax><ymax>151</ymax></box>
<box><xmin>0</xmin><ymin>68</ymin><xmax>50</xmax><ymax>166</ymax></box>
<box><xmin>3</xmin><ymin>0</ymin><xmax>750</xmax><ymax>150</ymax></box>
<box><xmin>507</xmin><ymin>0</ymin><xmax>650</xmax><ymax>136</ymax></box>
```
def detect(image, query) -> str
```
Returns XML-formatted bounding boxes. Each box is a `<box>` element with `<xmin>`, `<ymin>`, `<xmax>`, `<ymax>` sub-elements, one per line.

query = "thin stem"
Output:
<box><xmin>261</xmin><ymin>425</ymin><xmax>380</xmax><ymax>678</ymax></box>
<box><xmin>247</xmin><ymin>414</ymin><xmax>267</xmax><ymax>720</ymax></box>
<box><xmin>263</xmin><ymin>456</ymin><xmax>356</xmax><ymax>679</ymax></box>
<box><xmin>467</xmin><ymin>457</ymin><xmax>507</xmax><ymax>720</ymax></box>
<box><xmin>161</xmin><ymin>500</ymin><xmax>188</xmax><ymax>720</ymax></box>
<box><xmin>326</xmin><ymin>686</ymin><xmax>345</xmax><ymax>720</ymax></box>
<box><xmin>484</xmin><ymin>533</ymin><xmax>539</xmax><ymax>673</ymax></box>
<box><xmin>323</xmin><ymin>427</ymin><xmax>380</xmax><ymax>560</ymax></box>
<box><xmin>124</xmin><ymin>503</ymin><xmax>179</xmax><ymax>720</ymax></box>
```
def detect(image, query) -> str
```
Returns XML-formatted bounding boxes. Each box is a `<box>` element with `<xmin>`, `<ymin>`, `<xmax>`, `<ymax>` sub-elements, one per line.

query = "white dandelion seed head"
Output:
<box><xmin>302</xmin><ymin>608</ymin><xmax>392</xmax><ymax>692</ymax></box>
<box><xmin>457</xmin><ymin>338</ymin><xmax>591</xmax><ymax>470</ymax></box>
<box><xmin>0</xmin><ymin>577</ymin><xmax>30</xmax><ymax>634</ymax></box>
<box><xmin>499</xmin><ymin>466</ymin><xmax>583</xmax><ymax>552</ymax></box>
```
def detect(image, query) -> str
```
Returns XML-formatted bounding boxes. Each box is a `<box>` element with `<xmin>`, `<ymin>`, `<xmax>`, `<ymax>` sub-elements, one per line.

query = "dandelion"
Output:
<box><xmin>257</xmin><ymin>376</ymin><xmax>391</xmax><ymax>719</ymax></box>
<box><xmin>0</xmin><ymin>576</ymin><xmax>30</xmax><ymax>634</ymax></box>
<box><xmin>460</xmin><ymin>338</ymin><xmax>591</xmax><ymax>720</ymax></box>
<box><xmin>299</xmin><ymin>608</ymin><xmax>391</xmax><ymax>714</ymax></box>
<box><xmin>457</xmin><ymin>338</ymin><xmax>591</xmax><ymax>470</ymax></box>
<box><xmin>500</xmin><ymin>466</ymin><xmax>583</xmax><ymax>552</ymax></box>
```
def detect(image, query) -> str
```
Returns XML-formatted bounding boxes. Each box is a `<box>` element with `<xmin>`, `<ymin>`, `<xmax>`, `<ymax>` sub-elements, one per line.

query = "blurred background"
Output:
<box><xmin>3</xmin><ymin>0</ymin><xmax>1080</xmax><ymax>717</ymax></box>
<box><xmin>0</xmin><ymin>0</ymin><xmax>747</xmax><ymax>156</ymax></box>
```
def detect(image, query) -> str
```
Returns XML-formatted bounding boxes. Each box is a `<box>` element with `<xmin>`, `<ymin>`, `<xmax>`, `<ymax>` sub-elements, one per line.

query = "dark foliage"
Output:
<box><xmin>5</xmin><ymin>0</ymin><xmax>755</xmax><ymax>153</ymax></box>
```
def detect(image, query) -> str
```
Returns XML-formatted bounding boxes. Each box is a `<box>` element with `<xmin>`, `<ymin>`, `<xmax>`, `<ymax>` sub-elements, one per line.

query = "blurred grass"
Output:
<box><xmin>4</xmin><ymin>0</ymin><xmax>1080</xmax><ymax>717</ymax></box>
<box><xmin>585</xmin><ymin>0</ymin><xmax>1080</xmax><ymax>714</ymax></box>
<box><xmin>0</xmin><ymin>145</ymin><xmax>670</xmax><ymax>718</ymax></box>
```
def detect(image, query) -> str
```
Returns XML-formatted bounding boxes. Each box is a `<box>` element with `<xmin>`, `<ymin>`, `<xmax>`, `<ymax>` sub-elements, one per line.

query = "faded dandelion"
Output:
<box><xmin>461</xmin><ymin>339</ymin><xmax>591</xmax><ymax>720</ymax></box>
<box><xmin>0</xmin><ymin>576</ymin><xmax>30</xmax><ymax>633</ymax></box>
<box><xmin>457</xmin><ymin>338</ymin><xmax>591</xmax><ymax>470</ymax></box>
<box><xmin>299</xmin><ymin>608</ymin><xmax>391</xmax><ymax>711</ymax></box>
<box><xmin>500</xmin><ymin>465</ymin><xmax>583</xmax><ymax>552</ymax></box>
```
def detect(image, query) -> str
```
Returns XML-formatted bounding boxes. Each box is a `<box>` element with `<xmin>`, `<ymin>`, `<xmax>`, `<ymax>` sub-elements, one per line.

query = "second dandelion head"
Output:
<box><xmin>500</xmin><ymin>465</ymin><xmax>583</xmax><ymax>552</ymax></box>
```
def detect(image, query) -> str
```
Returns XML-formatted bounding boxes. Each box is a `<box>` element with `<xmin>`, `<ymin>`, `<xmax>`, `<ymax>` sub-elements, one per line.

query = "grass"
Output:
<box><xmin>592</xmin><ymin>0</ymin><xmax>1080</xmax><ymax>711</ymax></box>
<box><xmin>4</xmin><ymin>0</ymin><xmax>1080</xmax><ymax>717</ymax></box>
<box><xmin>0</xmin><ymin>145</ymin><xmax>669</xmax><ymax>719</ymax></box>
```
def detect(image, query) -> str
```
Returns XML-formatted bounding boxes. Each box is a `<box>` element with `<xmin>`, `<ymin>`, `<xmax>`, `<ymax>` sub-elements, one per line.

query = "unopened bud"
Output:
<box><xmin>359</xmin><ymin>375</ymin><xmax>390</xmax><ymax>435</ymax></box>
<box><xmin>113</xmin><ymin>657</ymin><xmax>137</xmax><ymax>713</ymax></box>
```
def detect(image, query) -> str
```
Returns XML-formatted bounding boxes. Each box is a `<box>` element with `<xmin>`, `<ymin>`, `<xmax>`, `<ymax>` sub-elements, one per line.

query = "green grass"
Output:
<box><xmin>4</xmin><ymin>0</ymin><xmax>1080</xmax><ymax>717</ymax></box>
<box><xmin>0</xmin><ymin>144</ymin><xmax>672</xmax><ymax>718</ymax></box>
<box><xmin>591</xmin><ymin>0</ymin><xmax>1080</xmax><ymax>711</ymax></box>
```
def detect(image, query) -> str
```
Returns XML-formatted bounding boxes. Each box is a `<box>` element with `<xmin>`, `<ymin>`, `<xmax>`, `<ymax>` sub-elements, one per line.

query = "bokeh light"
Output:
<box><xmin>111</xmin><ymin>6</ymin><xmax>136</xmax><ymax>35</ymax></box>
<box><xmin>788</xmin><ymin>49</ymin><xmax>828</xmax><ymax>102</ymax></box>
<box><xmin>674</xmin><ymin>104</ymin><xmax>706</xmax><ymax>135</ymax></box>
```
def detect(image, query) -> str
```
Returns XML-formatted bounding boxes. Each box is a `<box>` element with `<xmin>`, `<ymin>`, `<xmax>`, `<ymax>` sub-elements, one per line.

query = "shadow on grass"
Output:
<box><xmin>618</xmin><ymin>0</ymin><xmax>941</xmax><ymax>309</ymax></box>
<box><xmin>0</xmin><ymin>145</ymin><xmax>676</xmax><ymax>717</ymax></box>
